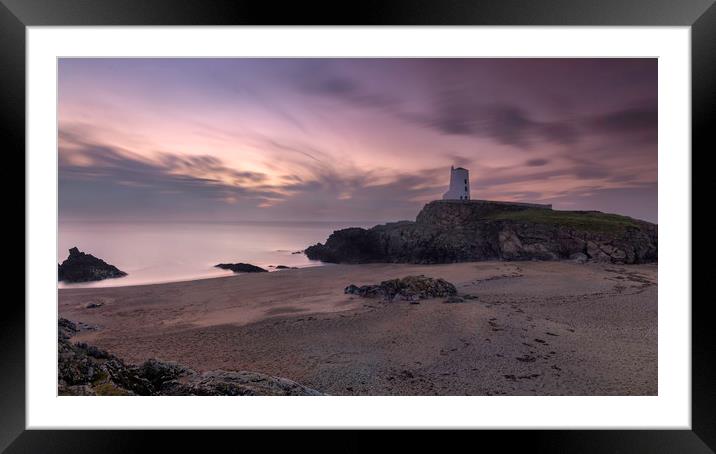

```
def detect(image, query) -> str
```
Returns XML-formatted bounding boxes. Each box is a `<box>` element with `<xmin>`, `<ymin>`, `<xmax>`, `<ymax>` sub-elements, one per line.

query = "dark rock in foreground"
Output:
<box><xmin>344</xmin><ymin>275</ymin><xmax>457</xmax><ymax>302</ymax></box>
<box><xmin>306</xmin><ymin>200</ymin><xmax>658</xmax><ymax>265</ymax></box>
<box><xmin>58</xmin><ymin>318</ymin><xmax>322</xmax><ymax>396</ymax></box>
<box><xmin>58</xmin><ymin>247</ymin><xmax>127</xmax><ymax>283</ymax></box>
<box><xmin>275</xmin><ymin>265</ymin><xmax>298</xmax><ymax>269</ymax></box>
<box><xmin>215</xmin><ymin>263</ymin><xmax>268</xmax><ymax>273</ymax></box>
<box><xmin>569</xmin><ymin>252</ymin><xmax>589</xmax><ymax>264</ymax></box>
<box><xmin>443</xmin><ymin>295</ymin><xmax>465</xmax><ymax>304</ymax></box>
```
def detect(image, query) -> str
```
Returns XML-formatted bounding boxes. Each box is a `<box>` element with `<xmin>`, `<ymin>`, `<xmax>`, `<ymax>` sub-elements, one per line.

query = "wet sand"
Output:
<box><xmin>59</xmin><ymin>261</ymin><xmax>657</xmax><ymax>395</ymax></box>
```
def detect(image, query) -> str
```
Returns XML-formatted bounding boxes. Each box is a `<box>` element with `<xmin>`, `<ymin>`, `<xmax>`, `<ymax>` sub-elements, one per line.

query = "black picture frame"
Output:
<box><xmin>4</xmin><ymin>0</ymin><xmax>713</xmax><ymax>450</ymax></box>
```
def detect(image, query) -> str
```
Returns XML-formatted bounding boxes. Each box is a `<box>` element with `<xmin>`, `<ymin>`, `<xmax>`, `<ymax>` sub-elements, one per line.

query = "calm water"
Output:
<box><xmin>58</xmin><ymin>221</ymin><xmax>373</xmax><ymax>288</ymax></box>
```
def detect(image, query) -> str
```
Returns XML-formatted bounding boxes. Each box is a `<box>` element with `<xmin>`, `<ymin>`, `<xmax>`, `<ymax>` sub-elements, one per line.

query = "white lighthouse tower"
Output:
<box><xmin>442</xmin><ymin>166</ymin><xmax>470</xmax><ymax>200</ymax></box>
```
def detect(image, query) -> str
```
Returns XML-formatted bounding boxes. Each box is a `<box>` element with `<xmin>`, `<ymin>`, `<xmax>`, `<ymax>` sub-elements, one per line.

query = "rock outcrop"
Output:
<box><xmin>58</xmin><ymin>318</ymin><xmax>322</xmax><ymax>396</ymax></box>
<box><xmin>344</xmin><ymin>275</ymin><xmax>457</xmax><ymax>302</ymax></box>
<box><xmin>306</xmin><ymin>200</ymin><xmax>657</xmax><ymax>265</ymax></box>
<box><xmin>215</xmin><ymin>263</ymin><xmax>268</xmax><ymax>273</ymax></box>
<box><xmin>58</xmin><ymin>247</ymin><xmax>127</xmax><ymax>283</ymax></box>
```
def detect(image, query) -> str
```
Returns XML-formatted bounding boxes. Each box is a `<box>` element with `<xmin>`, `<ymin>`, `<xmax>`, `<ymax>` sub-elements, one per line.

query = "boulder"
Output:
<box><xmin>215</xmin><ymin>263</ymin><xmax>268</xmax><ymax>273</ymax></box>
<box><xmin>58</xmin><ymin>247</ymin><xmax>127</xmax><ymax>283</ymax></box>
<box><xmin>344</xmin><ymin>275</ymin><xmax>457</xmax><ymax>302</ymax></box>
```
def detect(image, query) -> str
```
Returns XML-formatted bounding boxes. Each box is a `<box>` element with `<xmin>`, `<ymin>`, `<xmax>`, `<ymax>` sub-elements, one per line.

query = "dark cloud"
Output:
<box><xmin>304</xmin><ymin>79</ymin><xmax>581</xmax><ymax>148</ymax></box>
<box><xmin>420</xmin><ymin>88</ymin><xmax>581</xmax><ymax>148</ymax></box>
<box><xmin>525</xmin><ymin>158</ymin><xmax>550</xmax><ymax>167</ymax></box>
<box><xmin>539</xmin><ymin>122</ymin><xmax>580</xmax><ymax>145</ymax></box>
<box><xmin>158</xmin><ymin>154</ymin><xmax>267</xmax><ymax>184</ymax></box>
<box><xmin>572</xmin><ymin>165</ymin><xmax>611</xmax><ymax>180</ymax></box>
<box><xmin>608</xmin><ymin>174</ymin><xmax>639</xmax><ymax>183</ymax></box>
<box><xmin>59</xmin><ymin>136</ymin><xmax>282</xmax><ymax>220</ymax></box>
<box><xmin>302</xmin><ymin>76</ymin><xmax>399</xmax><ymax>110</ymax></box>
<box><xmin>471</xmin><ymin>159</ymin><xmax>621</xmax><ymax>193</ymax></box>
<box><xmin>304</xmin><ymin>77</ymin><xmax>358</xmax><ymax>96</ymax></box>
<box><xmin>299</xmin><ymin>68</ymin><xmax>655</xmax><ymax>152</ymax></box>
<box><xmin>419</xmin><ymin>94</ymin><xmax>657</xmax><ymax>153</ymax></box>
<box><xmin>472</xmin><ymin>168</ymin><xmax>568</xmax><ymax>190</ymax></box>
<box><xmin>588</xmin><ymin>105</ymin><xmax>657</xmax><ymax>134</ymax></box>
<box><xmin>260</xmin><ymin>137</ymin><xmax>327</xmax><ymax>163</ymax></box>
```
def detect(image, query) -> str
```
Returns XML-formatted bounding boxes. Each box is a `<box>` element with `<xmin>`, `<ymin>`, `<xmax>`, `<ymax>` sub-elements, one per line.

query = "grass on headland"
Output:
<box><xmin>484</xmin><ymin>208</ymin><xmax>643</xmax><ymax>234</ymax></box>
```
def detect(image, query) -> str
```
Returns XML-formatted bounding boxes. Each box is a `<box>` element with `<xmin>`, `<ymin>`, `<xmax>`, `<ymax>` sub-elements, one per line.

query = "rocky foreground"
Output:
<box><xmin>58</xmin><ymin>247</ymin><xmax>127</xmax><ymax>283</ymax></box>
<box><xmin>305</xmin><ymin>200</ymin><xmax>657</xmax><ymax>265</ymax></box>
<box><xmin>58</xmin><ymin>318</ymin><xmax>322</xmax><ymax>396</ymax></box>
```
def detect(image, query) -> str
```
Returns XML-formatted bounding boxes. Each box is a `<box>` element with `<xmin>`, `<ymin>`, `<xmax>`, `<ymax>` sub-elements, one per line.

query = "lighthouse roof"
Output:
<box><xmin>454</xmin><ymin>167</ymin><xmax>467</xmax><ymax>171</ymax></box>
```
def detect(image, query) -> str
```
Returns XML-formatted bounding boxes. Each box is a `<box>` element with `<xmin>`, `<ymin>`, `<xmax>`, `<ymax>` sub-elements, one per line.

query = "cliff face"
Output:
<box><xmin>305</xmin><ymin>201</ymin><xmax>657</xmax><ymax>265</ymax></box>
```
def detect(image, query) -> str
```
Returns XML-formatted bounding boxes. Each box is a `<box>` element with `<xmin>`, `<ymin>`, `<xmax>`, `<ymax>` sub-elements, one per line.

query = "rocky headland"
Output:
<box><xmin>306</xmin><ymin>200</ymin><xmax>657</xmax><ymax>265</ymax></box>
<box><xmin>58</xmin><ymin>247</ymin><xmax>128</xmax><ymax>283</ymax></box>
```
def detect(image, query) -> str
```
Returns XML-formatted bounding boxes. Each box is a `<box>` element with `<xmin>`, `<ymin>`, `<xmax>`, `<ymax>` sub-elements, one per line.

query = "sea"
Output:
<box><xmin>58</xmin><ymin>220</ymin><xmax>374</xmax><ymax>288</ymax></box>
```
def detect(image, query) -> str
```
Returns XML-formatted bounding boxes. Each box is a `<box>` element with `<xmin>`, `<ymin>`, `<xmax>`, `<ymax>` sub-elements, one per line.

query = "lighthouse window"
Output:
<box><xmin>465</xmin><ymin>185</ymin><xmax>468</xmax><ymax>191</ymax></box>
<box><xmin>464</xmin><ymin>179</ymin><xmax>467</xmax><ymax>184</ymax></box>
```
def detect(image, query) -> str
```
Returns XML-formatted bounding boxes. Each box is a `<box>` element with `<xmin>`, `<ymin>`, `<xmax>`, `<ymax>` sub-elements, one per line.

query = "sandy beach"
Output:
<box><xmin>58</xmin><ymin>261</ymin><xmax>657</xmax><ymax>396</ymax></box>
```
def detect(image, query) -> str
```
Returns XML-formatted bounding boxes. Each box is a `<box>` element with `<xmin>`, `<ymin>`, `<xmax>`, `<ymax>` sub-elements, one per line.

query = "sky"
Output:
<box><xmin>58</xmin><ymin>58</ymin><xmax>657</xmax><ymax>223</ymax></box>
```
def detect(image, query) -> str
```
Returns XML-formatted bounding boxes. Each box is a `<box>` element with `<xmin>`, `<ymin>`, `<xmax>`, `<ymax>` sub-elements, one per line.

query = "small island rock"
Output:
<box><xmin>58</xmin><ymin>247</ymin><xmax>127</xmax><ymax>283</ymax></box>
<box><xmin>215</xmin><ymin>263</ymin><xmax>268</xmax><ymax>273</ymax></box>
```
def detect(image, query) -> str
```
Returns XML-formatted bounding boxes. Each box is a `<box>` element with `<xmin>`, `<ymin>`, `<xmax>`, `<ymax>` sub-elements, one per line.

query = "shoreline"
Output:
<box><xmin>59</xmin><ymin>260</ymin><xmax>657</xmax><ymax>395</ymax></box>
<box><xmin>58</xmin><ymin>258</ymin><xmax>654</xmax><ymax>292</ymax></box>
<box><xmin>58</xmin><ymin>262</ymin><xmax>330</xmax><ymax>291</ymax></box>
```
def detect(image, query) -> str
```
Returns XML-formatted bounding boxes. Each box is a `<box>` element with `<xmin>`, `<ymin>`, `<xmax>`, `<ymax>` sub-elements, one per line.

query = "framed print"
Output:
<box><xmin>5</xmin><ymin>0</ymin><xmax>715</xmax><ymax>450</ymax></box>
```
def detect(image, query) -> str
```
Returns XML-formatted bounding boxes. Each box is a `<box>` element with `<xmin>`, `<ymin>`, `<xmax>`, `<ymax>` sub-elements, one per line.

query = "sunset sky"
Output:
<box><xmin>58</xmin><ymin>58</ymin><xmax>657</xmax><ymax>223</ymax></box>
